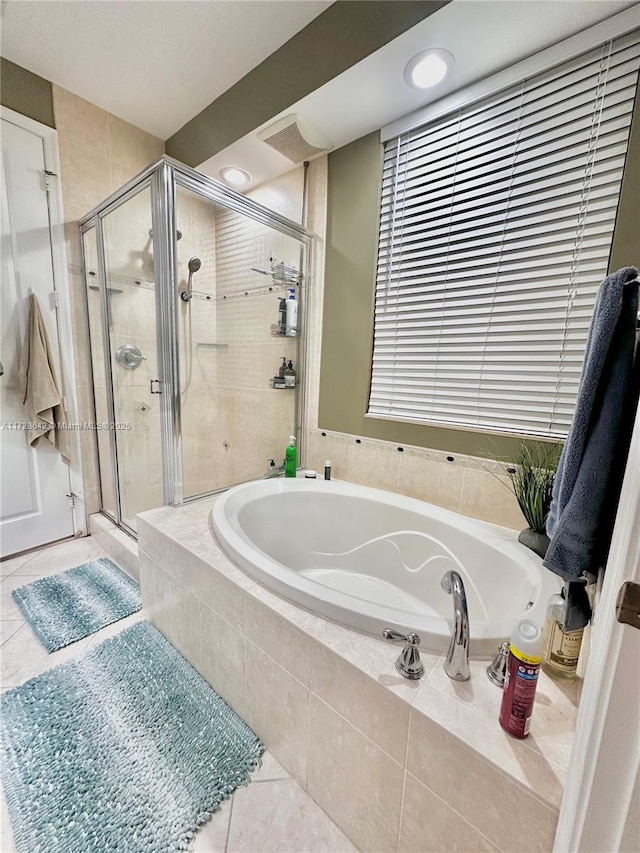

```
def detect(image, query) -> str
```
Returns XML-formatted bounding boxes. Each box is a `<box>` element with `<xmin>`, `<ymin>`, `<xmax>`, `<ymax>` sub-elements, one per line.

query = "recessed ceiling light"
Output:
<box><xmin>219</xmin><ymin>167</ymin><xmax>252</xmax><ymax>187</ymax></box>
<box><xmin>404</xmin><ymin>49</ymin><xmax>455</xmax><ymax>90</ymax></box>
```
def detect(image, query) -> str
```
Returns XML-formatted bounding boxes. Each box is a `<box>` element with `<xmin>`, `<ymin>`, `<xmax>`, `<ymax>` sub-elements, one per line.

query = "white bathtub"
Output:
<box><xmin>209</xmin><ymin>478</ymin><xmax>558</xmax><ymax>656</ymax></box>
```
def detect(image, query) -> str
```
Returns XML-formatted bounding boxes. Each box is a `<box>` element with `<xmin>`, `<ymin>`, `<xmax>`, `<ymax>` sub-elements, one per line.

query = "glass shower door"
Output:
<box><xmin>175</xmin><ymin>183</ymin><xmax>305</xmax><ymax>499</ymax></box>
<box><xmin>101</xmin><ymin>185</ymin><xmax>163</xmax><ymax>531</ymax></box>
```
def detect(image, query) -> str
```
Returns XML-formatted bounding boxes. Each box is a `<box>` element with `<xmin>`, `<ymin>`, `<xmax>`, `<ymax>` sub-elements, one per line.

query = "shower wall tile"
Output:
<box><xmin>68</xmin><ymin>276</ymin><xmax>90</xmax><ymax>357</ymax></box>
<box><xmin>53</xmin><ymin>87</ymin><xmax>110</xmax><ymax>159</ymax></box>
<box><xmin>108</xmin><ymin>114</ymin><xmax>163</xmax><ymax>175</ymax></box>
<box><xmin>58</xmin><ymin>141</ymin><xmax>112</xmax><ymax>213</ymax></box>
<box><xmin>346</xmin><ymin>440</ymin><xmax>400</xmax><ymax>492</ymax></box>
<box><xmin>305</xmin><ymin>428</ymin><xmax>523</xmax><ymax>530</ymax></box>
<box><xmin>398</xmin><ymin>451</ymin><xmax>464</xmax><ymax>514</ymax></box>
<box><xmin>53</xmin><ymin>84</ymin><xmax>164</xmax><ymax>527</ymax></box>
<box><xmin>63</xmin><ymin>204</ymin><xmax>87</xmax><ymax>272</ymax></box>
<box><xmin>461</xmin><ymin>467</ymin><xmax>526</xmax><ymax>530</ymax></box>
<box><xmin>304</xmin><ymin>429</ymin><xmax>349</xmax><ymax>480</ymax></box>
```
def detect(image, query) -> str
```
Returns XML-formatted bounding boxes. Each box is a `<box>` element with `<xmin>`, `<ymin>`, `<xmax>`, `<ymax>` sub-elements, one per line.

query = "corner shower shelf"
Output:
<box><xmin>270</xmin><ymin>379</ymin><xmax>297</xmax><ymax>390</ymax></box>
<box><xmin>270</xmin><ymin>324</ymin><xmax>298</xmax><ymax>337</ymax></box>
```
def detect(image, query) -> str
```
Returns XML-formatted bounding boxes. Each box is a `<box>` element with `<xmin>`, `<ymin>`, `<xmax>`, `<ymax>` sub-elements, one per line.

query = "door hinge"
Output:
<box><xmin>150</xmin><ymin>379</ymin><xmax>162</xmax><ymax>394</ymax></box>
<box><xmin>66</xmin><ymin>492</ymin><xmax>78</xmax><ymax>508</ymax></box>
<box><xmin>616</xmin><ymin>582</ymin><xmax>640</xmax><ymax>630</ymax></box>
<box><xmin>50</xmin><ymin>291</ymin><xmax>60</xmax><ymax>309</ymax></box>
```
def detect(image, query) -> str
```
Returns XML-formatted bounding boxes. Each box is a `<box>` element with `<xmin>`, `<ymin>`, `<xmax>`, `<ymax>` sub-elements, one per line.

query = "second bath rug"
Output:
<box><xmin>11</xmin><ymin>557</ymin><xmax>141</xmax><ymax>652</ymax></box>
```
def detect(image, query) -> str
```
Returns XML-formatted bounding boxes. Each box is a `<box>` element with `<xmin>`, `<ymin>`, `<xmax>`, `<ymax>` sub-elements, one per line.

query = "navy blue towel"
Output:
<box><xmin>544</xmin><ymin>266</ymin><xmax>639</xmax><ymax>630</ymax></box>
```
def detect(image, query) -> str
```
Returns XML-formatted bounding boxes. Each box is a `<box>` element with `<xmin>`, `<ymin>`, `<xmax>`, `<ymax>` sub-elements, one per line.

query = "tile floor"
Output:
<box><xmin>0</xmin><ymin>536</ymin><xmax>358</xmax><ymax>853</ymax></box>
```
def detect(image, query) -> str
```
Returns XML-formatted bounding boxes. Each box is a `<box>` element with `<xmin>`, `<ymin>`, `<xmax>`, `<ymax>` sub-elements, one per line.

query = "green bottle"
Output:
<box><xmin>284</xmin><ymin>435</ymin><xmax>297</xmax><ymax>477</ymax></box>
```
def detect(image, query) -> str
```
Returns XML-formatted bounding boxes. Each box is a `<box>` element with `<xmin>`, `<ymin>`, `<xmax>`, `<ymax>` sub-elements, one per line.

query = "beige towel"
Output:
<box><xmin>18</xmin><ymin>293</ymin><xmax>72</xmax><ymax>465</ymax></box>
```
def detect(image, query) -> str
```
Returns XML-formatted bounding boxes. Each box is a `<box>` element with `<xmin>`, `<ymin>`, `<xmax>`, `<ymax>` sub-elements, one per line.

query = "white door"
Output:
<box><xmin>554</xmin><ymin>396</ymin><xmax>640</xmax><ymax>852</ymax></box>
<box><xmin>0</xmin><ymin>117</ymin><xmax>74</xmax><ymax>556</ymax></box>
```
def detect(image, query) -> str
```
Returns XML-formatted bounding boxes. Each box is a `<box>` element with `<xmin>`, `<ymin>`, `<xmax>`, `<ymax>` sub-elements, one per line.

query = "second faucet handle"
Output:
<box><xmin>382</xmin><ymin>628</ymin><xmax>424</xmax><ymax>680</ymax></box>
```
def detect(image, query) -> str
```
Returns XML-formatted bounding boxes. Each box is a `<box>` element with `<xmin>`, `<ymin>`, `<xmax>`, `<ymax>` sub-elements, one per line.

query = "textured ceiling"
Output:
<box><xmin>0</xmin><ymin>0</ymin><xmax>333</xmax><ymax>138</ymax></box>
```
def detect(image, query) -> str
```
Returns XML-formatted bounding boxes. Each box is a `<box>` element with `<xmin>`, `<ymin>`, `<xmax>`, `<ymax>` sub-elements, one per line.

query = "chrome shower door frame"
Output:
<box><xmin>80</xmin><ymin>156</ymin><xmax>314</xmax><ymax>530</ymax></box>
<box><xmin>80</xmin><ymin>171</ymin><xmax>157</xmax><ymax>536</ymax></box>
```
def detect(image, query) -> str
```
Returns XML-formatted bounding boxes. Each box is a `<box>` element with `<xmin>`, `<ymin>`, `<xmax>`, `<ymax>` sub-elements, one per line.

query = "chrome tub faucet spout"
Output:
<box><xmin>441</xmin><ymin>570</ymin><xmax>470</xmax><ymax>681</ymax></box>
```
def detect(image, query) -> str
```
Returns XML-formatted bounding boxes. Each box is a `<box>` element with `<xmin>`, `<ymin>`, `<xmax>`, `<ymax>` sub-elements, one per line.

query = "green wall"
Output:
<box><xmin>318</xmin><ymin>90</ymin><xmax>640</xmax><ymax>462</ymax></box>
<box><xmin>609</xmin><ymin>87</ymin><xmax>640</xmax><ymax>273</ymax></box>
<box><xmin>0</xmin><ymin>58</ymin><xmax>55</xmax><ymax>128</ymax></box>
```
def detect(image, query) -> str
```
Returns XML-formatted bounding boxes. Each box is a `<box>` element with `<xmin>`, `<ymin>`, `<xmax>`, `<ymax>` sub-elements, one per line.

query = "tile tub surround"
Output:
<box><xmin>303</xmin><ymin>428</ymin><xmax>528</xmax><ymax>531</ymax></box>
<box><xmin>138</xmin><ymin>498</ymin><xmax>580</xmax><ymax>853</ymax></box>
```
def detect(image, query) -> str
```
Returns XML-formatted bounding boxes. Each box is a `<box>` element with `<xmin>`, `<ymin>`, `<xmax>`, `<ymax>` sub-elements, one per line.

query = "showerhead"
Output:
<box><xmin>181</xmin><ymin>257</ymin><xmax>202</xmax><ymax>302</ymax></box>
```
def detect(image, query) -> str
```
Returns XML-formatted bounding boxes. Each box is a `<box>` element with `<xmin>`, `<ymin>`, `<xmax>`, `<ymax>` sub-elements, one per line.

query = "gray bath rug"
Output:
<box><xmin>11</xmin><ymin>557</ymin><xmax>141</xmax><ymax>652</ymax></box>
<box><xmin>0</xmin><ymin>620</ymin><xmax>263</xmax><ymax>853</ymax></box>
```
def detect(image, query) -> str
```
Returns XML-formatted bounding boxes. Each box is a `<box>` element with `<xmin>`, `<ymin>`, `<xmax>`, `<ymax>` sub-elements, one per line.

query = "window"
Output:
<box><xmin>368</xmin><ymin>31</ymin><xmax>639</xmax><ymax>439</ymax></box>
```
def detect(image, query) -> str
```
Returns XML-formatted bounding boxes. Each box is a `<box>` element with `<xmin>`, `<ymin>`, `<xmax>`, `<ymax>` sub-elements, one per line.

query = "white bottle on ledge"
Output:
<box><xmin>285</xmin><ymin>288</ymin><xmax>297</xmax><ymax>336</ymax></box>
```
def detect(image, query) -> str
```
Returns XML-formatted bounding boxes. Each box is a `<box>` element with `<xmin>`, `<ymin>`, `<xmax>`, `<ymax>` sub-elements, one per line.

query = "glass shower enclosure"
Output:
<box><xmin>80</xmin><ymin>157</ymin><xmax>312</xmax><ymax>535</ymax></box>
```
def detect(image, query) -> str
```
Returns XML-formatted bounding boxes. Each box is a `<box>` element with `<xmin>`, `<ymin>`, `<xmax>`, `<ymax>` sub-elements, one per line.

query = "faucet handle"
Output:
<box><xmin>383</xmin><ymin>628</ymin><xmax>424</xmax><ymax>679</ymax></box>
<box><xmin>382</xmin><ymin>628</ymin><xmax>421</xmax><ymax>646</ymax></box>
<box><xmin>486</xmin><ymin>641</ymin><xmax>510</xmax><ymax>688</ymax></box>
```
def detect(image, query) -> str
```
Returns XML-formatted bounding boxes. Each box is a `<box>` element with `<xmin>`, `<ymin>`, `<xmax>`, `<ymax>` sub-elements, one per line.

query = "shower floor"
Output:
<box><xmin>0</xmin><ymin>537</ymin><xmax>356</xmax><ymax>853</ymax></box>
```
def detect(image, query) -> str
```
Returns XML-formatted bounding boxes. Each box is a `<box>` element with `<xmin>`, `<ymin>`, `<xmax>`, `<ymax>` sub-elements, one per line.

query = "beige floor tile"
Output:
<box><xmin>1</xmin><ymin>623</ymin><xmax>92</xmax><ymax>688</ymax></box>
<box><xmin>0</xmin><ymin>551</ymin><xmax>41</xmax><ymax>578</ymax></box>
<box><xmin>192</xmin><ymin>797</ymin><xmax>233</xmax><ymax>853</ymax></box>
<box><xmin>226</xmin><ymin>778</ymin><xmax>358</xmax><ymax>853</ymax></box>
<box><xmin>0</xmin><ymin>783</ymin><xmax>16</xmax><ymax>853</ymax></box>
<box><xmin>252</xmin><ymin>751</ymin><xmax>290</xmax><ymax>782</ymax></box>
<box><xmin>13</xmin><ymin>537</ymin><xmax>106</xmax><ymax>577</ymax></box>
<box><xmin>1</xmin><ymin>575</ymin><xmax>36</xmax><ymax>620</ymax></box>
<box><xmin>0</xmin><ymin>621</ymin><xmax>24</xmax><ymax>647</ymax></box>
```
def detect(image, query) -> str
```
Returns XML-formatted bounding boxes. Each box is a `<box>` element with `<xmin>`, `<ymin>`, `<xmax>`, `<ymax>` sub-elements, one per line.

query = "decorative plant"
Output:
<box><xmin>506</xmin><ymin>442</ymin><xmax>561</xmax><ymax>534</ymax></box>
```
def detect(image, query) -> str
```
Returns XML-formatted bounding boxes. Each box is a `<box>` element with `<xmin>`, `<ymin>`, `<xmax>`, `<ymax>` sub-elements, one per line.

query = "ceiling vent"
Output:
<box><xmin>257</xmin><ymin>114</ymin><xmax>333</xmax><ymax>163</ymax></box>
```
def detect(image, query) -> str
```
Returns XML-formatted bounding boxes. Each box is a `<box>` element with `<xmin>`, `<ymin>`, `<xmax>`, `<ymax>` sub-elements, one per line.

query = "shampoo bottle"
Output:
<box><xmin>499</xmin><ymin>619</ymin><xmax>543</xmax><ymax>739</ymax></box>
<box><xmin>285</xmin><ymin>288</ymin><xmax>297</xmax><ymax>336</ymax></box>
<box><xmin>284</xmin><ymin>435</ymin><xmax>297</xmax><ymax>477</ymax></box>
<box><xmin>541</xmin><ymin>586</ymin><xmax>583</xmax><ymax>681</ymax></box>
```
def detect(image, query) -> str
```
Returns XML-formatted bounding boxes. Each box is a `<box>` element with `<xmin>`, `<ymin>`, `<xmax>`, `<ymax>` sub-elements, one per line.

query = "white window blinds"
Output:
<box><xmin>368</xmin><ymin>31</ymin><xmax>640</xmax><ymax>439</ymax></box>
